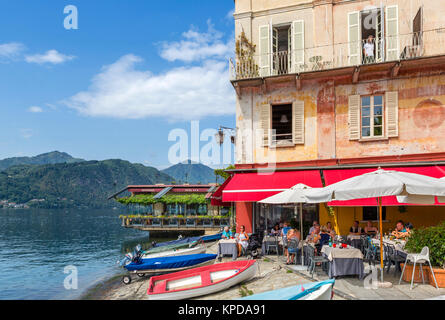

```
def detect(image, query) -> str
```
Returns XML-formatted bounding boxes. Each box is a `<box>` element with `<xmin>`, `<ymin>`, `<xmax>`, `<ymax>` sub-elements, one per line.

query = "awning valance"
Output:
<box><xmin>325</xmin><ymin>166</ymin><xmax>445</xmax><ymax>207</ymax></box>
<box><xmin>222</xmin><ymin>170</ymin><xmax>323</xmax><ymax>202</ymax></box>
<box><xmin>210</xmin><ymin>176</ymin><xmax>233</xmax><ymax>206</ymax></box>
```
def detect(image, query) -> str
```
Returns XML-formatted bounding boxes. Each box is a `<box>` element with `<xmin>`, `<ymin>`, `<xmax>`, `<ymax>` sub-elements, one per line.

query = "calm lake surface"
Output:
<box><xmin>0</xmin><ymin>208</ymin><xmax>164</xmax><ymax>300</ymax></box>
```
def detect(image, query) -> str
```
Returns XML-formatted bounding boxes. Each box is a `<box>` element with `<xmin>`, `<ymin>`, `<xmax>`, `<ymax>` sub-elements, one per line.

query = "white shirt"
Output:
<box><xmin>364</xmin><ymin>42</ymin><xmax>375</xmax><ymax>57</ymax></box>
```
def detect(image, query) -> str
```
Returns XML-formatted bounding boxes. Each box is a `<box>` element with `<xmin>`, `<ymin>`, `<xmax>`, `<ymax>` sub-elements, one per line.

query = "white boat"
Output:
<box><xmin>298</xmin><ymin>282</ymin><xmax>334</xmax><ymax>300</ymax></box>
<box><xmin>142</xmin><ymin>246</ymin><xmax>206</xmax><ymax>259</ymax></box>
<box><xmin>147</xmin><ymin>260</ymin><xmax>258</xmax><ymax>300</ymax></box>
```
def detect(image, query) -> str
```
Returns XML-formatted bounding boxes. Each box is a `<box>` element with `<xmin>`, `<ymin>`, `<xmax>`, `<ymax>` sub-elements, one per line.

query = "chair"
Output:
<box><xmin>306</xmin><ymin>245</ymin><xmax>329</xmax><ymax>279</ymax></box>
<box><xmin>365</xmin><ymin>237</ymin><xmax>380</xmax><ymax>266</ymax></box>
<box><xmin>385</xmin><ymin>244</ymin><xmax>406</xmax><ymax>275</ymax></box>
<box><xmin>399</xmin><ymin>246</ymin><xmax>439</xmax><ymax>290</ymax></box>
<box><xmin>282</xmin><ymin>235</ymin><xmax>289</xmax><ymax>256</ymax></box>
<box><xmin>320</xmin><ymin>234</ymin><xmax>331</xmax><ymax>247</ymax></box>
<box><xmin>287</xmin><ymin>238</ymin><xmax>300</xmax><ymax>264</ymax></box>
<box><xmin>266</xmin><ymin>236</ymin><xmax>279</xmax><ymax>256</ymax></box>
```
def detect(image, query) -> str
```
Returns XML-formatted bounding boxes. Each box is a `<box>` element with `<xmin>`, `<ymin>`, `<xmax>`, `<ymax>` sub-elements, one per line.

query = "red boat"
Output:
<box><xmin>147</xmin><ymin>260</ymin><xmax>258</xmax><ymax>300</ymax></box>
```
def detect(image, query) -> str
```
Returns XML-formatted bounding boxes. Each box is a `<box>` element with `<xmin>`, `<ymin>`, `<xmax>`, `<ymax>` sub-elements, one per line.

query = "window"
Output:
<box><xmin>363</xmin><ymin>207</ymin><xmax>386</xmax><ymax>221</ymax></box>
<box><xmin>272</xmin><ymin>25</ymin><xmax>291</xmax><ymax>75</ymax></box>
<box><xmin>361</xmin><ymin>95</ymin><xmax>384</xmax><ymax>138</ymax></box>
<box><xmin>271</xmin><ymin>104</ymin><xmax>293</xmax><ymax>143</ymax></box>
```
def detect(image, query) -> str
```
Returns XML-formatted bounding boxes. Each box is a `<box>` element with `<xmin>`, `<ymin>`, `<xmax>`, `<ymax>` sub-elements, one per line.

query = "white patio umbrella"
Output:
<box><xmin>260</xmin><ymin>184</ymin><xmax>312</xmax><ymax>267</ymax></box>
<box><xmin>303</xmin><ymin>169</ymin><xmax>445</xmax><ymax>273</ymax></box>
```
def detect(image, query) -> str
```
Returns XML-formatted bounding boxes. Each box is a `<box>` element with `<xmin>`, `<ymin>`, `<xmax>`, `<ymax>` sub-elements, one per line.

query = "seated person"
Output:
<box><xmin>396</xmin><ymin>222</ymin><xmax>413</xmax><ymax>239</ymax></box>
<box><xmin>286</xmin><ymin>229</ymin><xmax>301</xmax><ymax>265</ymax></box>
<box><xmin>325</xmin><ymin>221</ymin><xmax>336</xmax><ymax>238</ymax></box>
<box><xmin>222</xmin><ymin>226</ymin><xmax>233</xmax><ymax>239</ymax></box>
<box><xmin>270</xmin><ymin>224</ymin><xmax>280</xmax><ymax>236</ymax></box>
<box><xmin>364</xmin><ymin>221</ymin><xmax>379</xmax><ymax>237</ymax></box>
<box><xmin>308</xmin><ymin>220</ymin><xmax>319</xmax><ymax>237</ymax></box>
<box><xmin>319</xmin><ymin>226</ymin><xmax>332</xmax><ymax>246</ymax></box>
<box><xmin>281</xmin><ymin>222</ymin><xmax>291</xmax><ymax>256</ymax></box>
<box><xmin>236</xmin><ymin>225</ymin><xmax>249</xmax><ymax>257</ymax></box>
<box><xmin>307</xmin><ymin>224</ymin><xmax>321</xmax><ymax>243</ymax></box>
<box><xmin>392</xmin><ymin>220</ymin><xmax>407</xmax><ymax>239</ymax></box>
<box><xmin>349</xmin><ymin>221</ymin><xmax>363</xmax><ymax>235</ymax></box>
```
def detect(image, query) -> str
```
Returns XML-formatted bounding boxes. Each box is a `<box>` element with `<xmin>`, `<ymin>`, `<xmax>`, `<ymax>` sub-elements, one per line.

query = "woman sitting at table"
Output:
<box><xmin>325</xmin><ymin>221</ymin><xmax>336</xmax><ymax>238</ymax></box>
<box><xmin>236</xmin><ymin>225</ymin><xmax>249</xmax><ymax>257</ymax></box>
<box><xmin>364</xmin><ymin>221</ymin><xmax>379</xmax><ymax>238</ymax></box>
<box><xmin>222</xmin><ymin>226</ymin><xmax>233</xmax><ymax>239</ymax></box>
<box><xmin>270</xmin><ymin>224</ymin><xmax>280</xmax><ymax>236</ymax></box>
<box><xmin>394</xmin><ymin>222</ymin><xmax>413</xmax><ymax>240</ymax></box>
<box><xmin>286</xmin><ymin>229</ymin><xmax>301</xmax><ymax>265</ymax></box>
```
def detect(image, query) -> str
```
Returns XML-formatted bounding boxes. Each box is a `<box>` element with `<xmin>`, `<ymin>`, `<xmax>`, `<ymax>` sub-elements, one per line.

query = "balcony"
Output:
<box><xmin>230</xmin><ymin>29</ymin><xmax>445</xmax><ymax>81</ymax></box>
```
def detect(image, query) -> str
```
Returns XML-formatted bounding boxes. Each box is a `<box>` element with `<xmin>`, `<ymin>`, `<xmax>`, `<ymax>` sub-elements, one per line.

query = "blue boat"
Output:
<box><xmin>153</xmin><ymin>233</ymin><xmax>222</xmax><ymax>248</ymax></box>
<box><xmin>240</xmin><ymin>279</ymin><xmax>335</xmax><ymax>300</ymax></box>
<box><xmin>124</xmin><ymin>254</ymin><xmax>217</xmax><ymax>273</ymax></box>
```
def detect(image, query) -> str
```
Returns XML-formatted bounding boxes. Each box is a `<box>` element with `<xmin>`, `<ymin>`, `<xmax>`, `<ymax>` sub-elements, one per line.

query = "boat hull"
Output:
<box><xmin>148</xmin><ymin>261</ymin><xmax>258</xmax><ymax>300</ymax></box>
<box><xmin>142</xmin><ymin>246</ymin><xmax>206</xmax><ymax>259</ymax></box>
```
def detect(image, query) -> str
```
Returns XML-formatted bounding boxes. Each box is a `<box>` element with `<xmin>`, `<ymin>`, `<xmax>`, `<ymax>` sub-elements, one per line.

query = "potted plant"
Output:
<box><xmin>403</xmin><ymin>222</ymin><xmax>445</xmax><ymax>287</ymax></box>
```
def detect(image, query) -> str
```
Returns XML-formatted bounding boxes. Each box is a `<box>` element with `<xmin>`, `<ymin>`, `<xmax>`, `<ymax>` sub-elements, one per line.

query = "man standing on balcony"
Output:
<box><xmin>363</xmin><ymin>35</ymin><xmax>375</xmax><ymax>64</ymax></box>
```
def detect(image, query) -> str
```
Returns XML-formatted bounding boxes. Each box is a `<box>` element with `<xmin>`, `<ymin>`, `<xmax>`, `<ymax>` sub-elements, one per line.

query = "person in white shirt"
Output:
<box><xmin>363</xmin><ymin>35</ymin><xmax>375</xmax><ymax>64</ymax></box>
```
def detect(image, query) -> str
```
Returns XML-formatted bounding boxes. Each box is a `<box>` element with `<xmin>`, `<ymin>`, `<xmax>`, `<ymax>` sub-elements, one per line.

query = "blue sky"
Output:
<box><xmin>0</xmin><ymin>0</ymin><xmax>236</xmax><ymax>169</ymax></box>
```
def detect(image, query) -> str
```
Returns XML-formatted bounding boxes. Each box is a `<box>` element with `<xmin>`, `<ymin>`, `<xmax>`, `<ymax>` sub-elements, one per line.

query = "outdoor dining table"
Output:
<box><xmin>371</xmin><ymin>238</ymin><xmax>408</xmax><ymax>259</ymax></box>
<box><xmin>217</xmin><ymin>239</ymin><xmax>238</xmax><ymax>261</ymax></box>
<box><xmin>321</xmin><ymin>245</ymin><xmax>365</xmax><ymax>279</ymax></box>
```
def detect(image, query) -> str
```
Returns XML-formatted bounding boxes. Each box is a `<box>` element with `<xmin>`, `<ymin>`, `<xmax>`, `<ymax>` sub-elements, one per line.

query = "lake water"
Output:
<box><xmin>0</xmin><ymin>208</ymin><xmax>165</xmax><ymax>300</ymax></box>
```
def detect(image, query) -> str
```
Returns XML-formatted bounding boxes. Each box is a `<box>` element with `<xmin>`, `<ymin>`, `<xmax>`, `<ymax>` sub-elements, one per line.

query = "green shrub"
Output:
<box><xmin>405</xmin><ymin>222</ymin><xmax>445</xmax><ymax>268</ymax></box>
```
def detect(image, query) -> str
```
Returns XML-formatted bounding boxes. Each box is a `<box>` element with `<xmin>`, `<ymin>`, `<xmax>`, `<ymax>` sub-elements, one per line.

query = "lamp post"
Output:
<box><xmin>215</xmin><ymin>126</ymin><xmax>236</xmax><ymax>146</ymax></box>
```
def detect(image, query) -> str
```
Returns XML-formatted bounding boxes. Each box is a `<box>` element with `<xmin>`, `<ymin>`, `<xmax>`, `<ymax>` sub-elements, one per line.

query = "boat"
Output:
<box><xmin>240</xmin><ymin>279</ymin><xmax>335</xmax><ymax>300</ymax></box>
<box><xmin>144</xmin><ymin>241</ymin><xmax>199</xmax><ymax>254</ymax></box>
<box><xmin>142</xmin><ymin>245</ymin><xmax>206</xmax><ymax>259</ymax></box>
<box><xmin>122</xmin><ymin>254</ymin><xmax>217</xmax><ymax>284</ymax></box>
<box><xmin>147</xmin><ymin>260</ymin><xmax>258</xmax><ymax>300</ymax></box>
<box><xmin>152</xmin><ymin>233</ymin><xmax>222</xmax><ymax>248</ymax></box>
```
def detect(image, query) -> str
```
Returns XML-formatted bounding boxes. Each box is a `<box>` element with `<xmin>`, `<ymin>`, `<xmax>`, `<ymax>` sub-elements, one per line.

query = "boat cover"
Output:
<box><xmin>125</xmin><ymin>254</ymin><xmax>217</xmax><ymax>272</ymax></box>
<box><xmin>240</xmin><ymin>279</ymin><xmax>335</xmax><ymax>300</ymax></box>
<box><xmin>154</xmin><ymin>233</ymin><xmax>222</xmax><ymax>248</ymax></box>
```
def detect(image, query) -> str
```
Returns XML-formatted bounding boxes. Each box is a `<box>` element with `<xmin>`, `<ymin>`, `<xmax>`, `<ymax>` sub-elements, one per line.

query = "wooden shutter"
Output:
<box><xmin>260</xmin><ymin>103</ymin><xmax>271</xmax><ymax>147</ymax></box>
<box><xmin>385</xmin><ymin>91</ymin><xmax>399</xmax><ymax>137</ymax></box>
<box><xmin>259</xmin><ymin>25</ymin><xmax>271</xmax><ymax>77</ymax></box>
<box><xmin>348</xmin><ymin>12</ymin><xmax>360</xmax><ymax>66</ymax></box>
<box><xmin>293</xmin><ymin>100</ymin><xmax>305</xmax><ymax>144</ymax></box>
<box><xmin>386</xmin><ymin>5</ymin><xmax>399</xmax><ymax>61</ymax></box>
<box><xmin>291</xmin><ymin>20</ymin><xmax>304</xmax><ymax>73</ymax></box>
<box><xmin>348</xmin><ymin>95</ymin><xmax>360</xmax><ymax>140</ymax></box>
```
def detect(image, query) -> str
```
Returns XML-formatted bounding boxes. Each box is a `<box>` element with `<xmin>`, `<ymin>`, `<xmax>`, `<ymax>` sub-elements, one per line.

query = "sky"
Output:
<box><xmin>0</xmin><ymin>0</ymin><xmax>236</xmax><ymax>169</ymax></box>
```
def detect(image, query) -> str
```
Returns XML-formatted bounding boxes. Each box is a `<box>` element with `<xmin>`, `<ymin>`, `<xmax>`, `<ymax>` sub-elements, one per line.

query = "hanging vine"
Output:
<box><xmin>235</xmin><ymin>31</ymin><xmax>259</xmax><ymax>79</ymax></box>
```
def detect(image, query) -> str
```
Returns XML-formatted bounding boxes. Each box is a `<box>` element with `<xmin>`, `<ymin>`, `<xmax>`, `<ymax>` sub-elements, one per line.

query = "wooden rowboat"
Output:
<box><xmin>147</xmin><ymin>260</ymin><xmax>258</xmax><ymax>300</ymax></box>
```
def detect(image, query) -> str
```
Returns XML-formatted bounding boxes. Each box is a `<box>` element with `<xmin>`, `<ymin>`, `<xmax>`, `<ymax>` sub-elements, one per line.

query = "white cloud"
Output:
<box><xmin>25</xmin><ymin>50</ymin><xmax>75</xmax><ymax>65</ymax></box>
<box><xmin>28</xmin><ymin>106</ymin><xmax>43</xmax><ymax>113</ymax></box>
<box><xmin>20</xmin><ymin>129</ymin><xmax>33</xmax><ymax>139</ymax></box>
<box><xmin>64</xmin><ymin>54</ymin><xmax>235</xmax><ymax>121</ymax></box>
<box><xmin>0</xmin><ymin>42</ymin><xmax>25</xmax><ymax>61</ymax></box>
<box><xmin>226</xmin><ymin>9</ymin><xmax>235</xmax><ymax>20</ymax></box>
<box><xmin>159</xmin><ymin>21</ymin><xmax>234</xmax><ymax>63</ymax></box>
<box><xmin>64</xmin><ymin>22</ymin><xmax>235</xmax><ymax>121</ymax></box>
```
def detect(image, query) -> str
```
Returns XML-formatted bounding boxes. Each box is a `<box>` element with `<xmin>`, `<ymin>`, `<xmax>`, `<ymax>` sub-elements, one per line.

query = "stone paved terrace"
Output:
<box><xmin>265</xmin><ymin>254</ymin><xmax>445</xmax><ymax>300</ymax></box>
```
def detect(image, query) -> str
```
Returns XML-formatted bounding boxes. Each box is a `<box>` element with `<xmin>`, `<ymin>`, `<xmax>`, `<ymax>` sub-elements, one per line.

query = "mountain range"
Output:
<box><xmin>0</xmin><ymin>152</ymin><xmax>221</xmax><ymax>209</ymax></box>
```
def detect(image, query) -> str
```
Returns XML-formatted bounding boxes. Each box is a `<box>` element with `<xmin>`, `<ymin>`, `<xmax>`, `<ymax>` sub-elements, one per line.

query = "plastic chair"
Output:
<box><xmin>399</xmin><ymin>246</ymin><xmax>439</xmax><ymax>290</ymax></box>
<box><xmin>266</xmin><ymin>236</ymin><xmax>279</xmax><ymax>256</ymax></box>
<box><xmin>306</xmin><ymin>245</ymin><xmax>329</xmax><ymax>279</ymax></box>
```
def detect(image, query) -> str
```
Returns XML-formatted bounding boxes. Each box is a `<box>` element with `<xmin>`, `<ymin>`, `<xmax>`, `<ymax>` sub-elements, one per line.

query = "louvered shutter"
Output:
<box><xmin>349</xmin><ymin>95</ymin><xmax>360</xmax><ymax>140</ymax></box>
<box><xmin>348</xmin><ymin>12</ymin><xmax>360</xmax><ymax>66</ymax></box>
<box><xmin>291</xmin><ymin>20</ymin><xmax>304</xmax><ymax>73</ymax></box>
<box><xmin>259</xmin><ymin>25</ymin><xmax>271</xmax><ymax>77</ymax></box>
<box><xmin>293</xmin><ymin>101</ymin><xmax>305</xmax><ymax>144</ymax></box>
<box><xmin>260</xmin><ymin>103</ymin><xmax>271</xmax><ymax>147</ymax></box>
<box><xmin>386</xmin><ymin>5</ymin><xmax>399</xmax><ymax>61</ymax></box>
<box><xmin>385</xmin><ymin>91</ymin><xmax>399</xmax><ymax>137</ymax></box>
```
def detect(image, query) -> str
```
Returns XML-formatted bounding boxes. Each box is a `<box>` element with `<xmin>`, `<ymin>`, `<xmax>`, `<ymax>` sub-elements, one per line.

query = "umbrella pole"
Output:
<box><xmin>300</xmin><ymin>203</ymin><xmax>304</xmax><ymax>266</ymax></box>
<box><xmin>379</xmin><ymin>197</ymin><xmax>384</xmax><ymax>281</ymax></box>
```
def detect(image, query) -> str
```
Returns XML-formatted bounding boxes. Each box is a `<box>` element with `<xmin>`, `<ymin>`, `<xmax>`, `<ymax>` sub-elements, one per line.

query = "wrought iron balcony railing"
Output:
<box><xmin>230</xmin><ymin>29</ymin><xmax>445</xmax><ymax>81</ymax></box>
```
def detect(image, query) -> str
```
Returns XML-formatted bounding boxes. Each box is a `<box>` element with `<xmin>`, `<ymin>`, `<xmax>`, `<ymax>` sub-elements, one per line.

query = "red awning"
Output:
<box><xmin>324</xmin><ymin>166</ymin><xmax>445</xmax><ymax>207</ymax></box>
<box><xmin>211</xmin><ymin>176</ymin><xmax>233</xmax><ymax>206</ymax></box>
<box><xmin>222</xmin><ymin>170</ymin><xmax>323</xmax><ymax>202</ymax></box>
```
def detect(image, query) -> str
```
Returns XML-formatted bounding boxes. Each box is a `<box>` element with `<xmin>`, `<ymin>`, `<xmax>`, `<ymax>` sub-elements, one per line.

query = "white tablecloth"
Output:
<box><xmin>321</xmin><ymin>245</ymin><xmax>364</xmax><ymax>261</ymax></box>
<box><xmin>372</xmin><ymin>239</ymin><xmax>406</xmax><ymax>253</ymax></box>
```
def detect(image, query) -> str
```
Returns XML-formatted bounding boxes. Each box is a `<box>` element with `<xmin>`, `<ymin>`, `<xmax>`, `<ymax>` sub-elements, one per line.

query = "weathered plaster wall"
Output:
<box><xmin>335</xmin><ymin>74</ymin><xmax>445</xmax><ymax>159</ymax></box>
